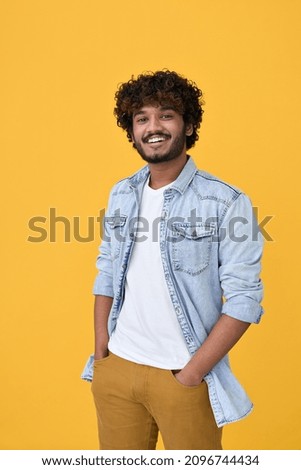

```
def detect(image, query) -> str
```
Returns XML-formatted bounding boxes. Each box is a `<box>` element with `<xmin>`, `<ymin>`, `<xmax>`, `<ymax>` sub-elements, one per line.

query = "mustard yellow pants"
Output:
<box><xmin>91</xmin><ymin>352</ymin><xmax>222</xmax><ymax>450</ymax></box>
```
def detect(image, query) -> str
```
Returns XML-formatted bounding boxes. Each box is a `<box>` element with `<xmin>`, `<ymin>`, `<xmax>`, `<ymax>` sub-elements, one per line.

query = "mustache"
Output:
<box><xmin>142</xmin><ymin>132</ymin><xmax>171</xmax><ymax>143</ymax></box>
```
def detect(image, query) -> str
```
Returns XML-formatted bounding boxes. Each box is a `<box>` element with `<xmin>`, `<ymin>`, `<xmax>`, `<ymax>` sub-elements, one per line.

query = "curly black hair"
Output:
<box><xmin>114</xmin><ymin>70</ymin><xmax>204</xmax><ymax>150</ymax></box>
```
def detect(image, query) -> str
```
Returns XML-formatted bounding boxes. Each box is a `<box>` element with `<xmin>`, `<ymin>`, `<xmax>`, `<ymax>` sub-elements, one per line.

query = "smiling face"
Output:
<box><xmin>131</xmin><ymin>105</ymin><xmax>193</xmax><ymax>164</ymax></box>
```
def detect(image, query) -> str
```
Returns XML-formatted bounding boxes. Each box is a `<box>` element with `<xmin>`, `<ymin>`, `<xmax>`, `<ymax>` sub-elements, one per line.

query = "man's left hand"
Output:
<box><xmin>173</xmin><ymin>368</ymin><xmax>204</xmax><ymax>387</ymax></box>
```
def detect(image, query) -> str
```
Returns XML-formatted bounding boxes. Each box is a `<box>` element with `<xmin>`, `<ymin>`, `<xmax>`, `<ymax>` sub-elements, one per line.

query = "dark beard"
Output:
<box><xmin>133</xmin><ymin>127</ymin><xmax>187</xmax><ymax>164</ymax></box>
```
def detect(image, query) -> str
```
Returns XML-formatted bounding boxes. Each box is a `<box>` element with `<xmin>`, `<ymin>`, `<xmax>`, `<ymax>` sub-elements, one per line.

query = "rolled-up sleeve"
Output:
<box><xmin>92</xmin><ymin>191</ymin><xmax>114</xmax><ymax>298</ymax></box>
<box><xmin>218</xmin><ymin>193</ymin><xmax>264</xmax><ymax>324</ymax></box>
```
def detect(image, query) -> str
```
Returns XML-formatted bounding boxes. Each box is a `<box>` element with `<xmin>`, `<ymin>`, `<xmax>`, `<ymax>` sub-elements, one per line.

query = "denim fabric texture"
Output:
<box><xmin>81</xmin><ymin>157</ymin><xmax>264</xmax><ymax>427</ymax></box>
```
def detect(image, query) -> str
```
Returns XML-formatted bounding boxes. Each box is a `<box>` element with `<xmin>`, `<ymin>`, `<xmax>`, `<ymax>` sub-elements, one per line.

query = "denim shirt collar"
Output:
<box><xmin>127</xmin><ymin>156</ymin><xmax>197</xmax><ymax>194</ymax></box>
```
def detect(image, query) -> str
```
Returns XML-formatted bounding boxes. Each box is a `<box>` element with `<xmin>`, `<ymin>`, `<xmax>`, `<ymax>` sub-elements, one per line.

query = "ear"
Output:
<box><xmin>185</xmin><ymin>123</ymin><xmax>193</xmax><ymax>136</ymax></box>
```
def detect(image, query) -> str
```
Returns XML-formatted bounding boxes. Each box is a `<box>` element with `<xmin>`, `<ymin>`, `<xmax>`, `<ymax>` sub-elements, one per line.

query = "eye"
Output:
<box><xmin>161</xmin><ymin>113</ymin><xmax>173</xmax><ymax>120</ymax></box>
<box><xmin>135</xmin><ymin>116</ymin><xmax>147</xmax><ymax>124</ymax></box>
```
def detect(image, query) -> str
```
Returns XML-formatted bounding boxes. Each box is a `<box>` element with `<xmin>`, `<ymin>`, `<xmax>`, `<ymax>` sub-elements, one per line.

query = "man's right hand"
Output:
<box><xmin>94</xmin><ymin>349</ymin><xmax>109</xmax><ymax>361</ymax></box>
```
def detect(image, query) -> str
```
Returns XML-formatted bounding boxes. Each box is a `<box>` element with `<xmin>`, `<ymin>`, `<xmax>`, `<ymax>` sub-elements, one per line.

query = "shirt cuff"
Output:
<box><xmin>92</xmin><ymin>275</ymin><xmax>114</xmax><ymax>297</ymax></box>
<box><xmin>221</xmin><ymin>297</ymin><xmax>264</xmax><ymax>324</ymax></box>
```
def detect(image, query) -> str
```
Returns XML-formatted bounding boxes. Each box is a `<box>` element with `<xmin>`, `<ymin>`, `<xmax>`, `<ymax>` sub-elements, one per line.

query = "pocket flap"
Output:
<box><xmin>106</xmin><ymin>215</ymin><xmax>127</xmax><ymax>228</ymax></box>
<box><xmin>172</xmin><ymin>223</ymin><xmax>215</xmax><ymax>239</ymax></box>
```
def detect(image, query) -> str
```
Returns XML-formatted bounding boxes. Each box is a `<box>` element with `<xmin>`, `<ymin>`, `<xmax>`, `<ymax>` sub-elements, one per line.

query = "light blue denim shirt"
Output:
<box><xmin>81</xmin><ymin>156</ymin><xmax>264</xmax><ymax>427</ymax></box>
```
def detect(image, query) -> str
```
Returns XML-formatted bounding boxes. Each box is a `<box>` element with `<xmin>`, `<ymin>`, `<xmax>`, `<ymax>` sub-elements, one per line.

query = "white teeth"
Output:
<box><xmin>147</xmin><ymin>136</ymin><xmax>166</xmax><ymax>143</ymax></box>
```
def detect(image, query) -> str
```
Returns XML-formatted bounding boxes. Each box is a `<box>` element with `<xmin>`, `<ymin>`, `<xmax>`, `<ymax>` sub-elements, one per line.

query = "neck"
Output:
<box><xmin>148</xmin><ymin>153</ymin><xmax>188</xmax><ymax>189</ymax></box>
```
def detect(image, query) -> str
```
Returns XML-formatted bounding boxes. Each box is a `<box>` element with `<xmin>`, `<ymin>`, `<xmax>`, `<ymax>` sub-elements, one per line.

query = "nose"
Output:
<box><xmin>146</xmin><ymin>114</ymin><xmax>164</xmax><ymax>134</ymax></box>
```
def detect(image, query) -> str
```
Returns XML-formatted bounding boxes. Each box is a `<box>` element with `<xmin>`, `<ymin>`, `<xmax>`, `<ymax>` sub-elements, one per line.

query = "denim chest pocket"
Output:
<box><xmin>105</xmin><ymin>215</ymin><xmax>128</xmax><ymax>260</ymax></box>
<box><xmin>171</xmin><ymin>222</ymin><xmax>215</xmax><ymax>275</ymax></box>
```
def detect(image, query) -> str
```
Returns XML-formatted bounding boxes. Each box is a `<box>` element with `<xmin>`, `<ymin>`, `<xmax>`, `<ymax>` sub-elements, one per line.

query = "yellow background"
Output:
<box><xmin>1</xmin><ymin>0</ymin><xmax>300</xmax><ymax>450</ymax></box>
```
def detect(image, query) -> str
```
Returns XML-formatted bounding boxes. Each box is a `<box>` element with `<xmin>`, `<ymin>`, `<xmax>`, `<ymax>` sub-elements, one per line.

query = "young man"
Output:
<box><xmin>82</xmin><ymin>70</ymin><xmax>264</xmax><ymax>450</ymax></box>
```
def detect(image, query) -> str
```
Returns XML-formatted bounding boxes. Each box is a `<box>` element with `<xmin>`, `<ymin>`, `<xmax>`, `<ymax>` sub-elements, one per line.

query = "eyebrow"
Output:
<box><xmin>133</xmin><ymin>110</ymin><xmax>146</xmax><ymax>118</ymax></box>
<box><xmin>133</xmin><ymin>106</ymin><xmax>176</xmax><ymax>118</ymax></box>
<box><xmin>160</xmin><ymin>106</ymin><xmax>176</xmax><ymax>111</ymax></box>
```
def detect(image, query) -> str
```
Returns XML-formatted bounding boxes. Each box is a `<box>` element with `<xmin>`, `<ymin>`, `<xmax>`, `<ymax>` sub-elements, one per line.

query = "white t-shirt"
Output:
<box><xmin>108</xmin><ymin>178</ymin><xmax>191</xmax><ymax>369</ymax></box>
